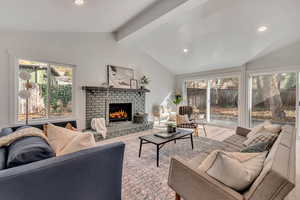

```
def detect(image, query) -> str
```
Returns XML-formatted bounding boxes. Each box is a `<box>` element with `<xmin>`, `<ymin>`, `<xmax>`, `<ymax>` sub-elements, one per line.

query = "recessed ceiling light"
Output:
<box><xmin>258</xmin><ymin>26</ymin><xmax>268</xmax><ymax>32</ymax></box>
<box><xmin>183</xmin><ymin>49</ymin><xmax>189</xmax><ymax>53</ymax></box>
<box><xmin>74</xmin><ymin>0</ymin><xmax>85</xmax><ymax>6</ymax></box>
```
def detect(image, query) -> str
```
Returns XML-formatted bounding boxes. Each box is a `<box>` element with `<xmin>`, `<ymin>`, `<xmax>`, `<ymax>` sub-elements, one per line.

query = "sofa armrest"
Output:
<box><xmin>0</xmin><ymin>142</ymin><xmax>125</xmax><ymax>200</ymax></box>
<box><xmin>236</xmin><ymin>126</ymin><xmax>251</xmax><ymax>137</ymax></box>
<box><xmin>168</xmin><ymin>156</ymin><xmax>243</xmax><ymax>200</ymax></box>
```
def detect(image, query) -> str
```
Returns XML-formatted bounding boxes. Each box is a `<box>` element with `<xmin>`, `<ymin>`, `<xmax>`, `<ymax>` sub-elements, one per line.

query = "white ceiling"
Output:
<box><xmin>1</xmin><ymin>0</ymin><xmax>300</xmax><ymax>75</ymax></box>
<box><xmin>125</xmin><ymin>0</ymin><xmax>300</xmax><ymax>74</ymax></box>
<box><xmin>0</xmin><ymin>0</ymin><xmax>157</xmax><ymax>32</ymax></box>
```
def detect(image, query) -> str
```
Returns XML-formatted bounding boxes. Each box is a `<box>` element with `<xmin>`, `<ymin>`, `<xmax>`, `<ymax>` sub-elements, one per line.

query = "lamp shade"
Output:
<box><xmin>19</xmin><ymin>71</ymin><xmax>31</xmax><ymax>81</ymax></box>
<box><xmin>18</xmin><ymin>90</ymin><xmax>31</xmax><ymax>99</ymax></box>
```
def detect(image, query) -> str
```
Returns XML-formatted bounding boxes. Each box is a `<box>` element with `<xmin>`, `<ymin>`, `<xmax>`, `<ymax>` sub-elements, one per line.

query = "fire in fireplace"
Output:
<box><xmin>109</xmin><ymin>103</ymin><xmax>132</xmax><ymax>122</ymax></box>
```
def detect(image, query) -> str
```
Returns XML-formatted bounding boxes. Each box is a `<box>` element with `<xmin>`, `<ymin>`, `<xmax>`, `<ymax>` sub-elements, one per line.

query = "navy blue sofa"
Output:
<box><xmin>0</xmin><ymin>121</ymin><xmax>125</xmax><ymax>200</ymax></box>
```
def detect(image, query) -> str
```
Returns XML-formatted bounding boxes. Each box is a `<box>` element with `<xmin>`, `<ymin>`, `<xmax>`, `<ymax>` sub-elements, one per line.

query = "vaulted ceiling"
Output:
<box><xmin>0</xmin><ymin>0</ymin><xmax>157</xmax><ymax>32</ymax></box>
<box><xmin>116</xmin><ymin>0</ymin><xmax>300</xmax><ymax>74</ymax></box>
<box><xmin>1</xmin><ymin>0</ymin><xmax>300</xmax><ymax>74</ymax></box>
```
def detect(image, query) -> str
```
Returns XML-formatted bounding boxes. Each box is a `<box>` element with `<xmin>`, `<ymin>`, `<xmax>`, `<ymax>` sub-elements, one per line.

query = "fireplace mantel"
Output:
<box><xmin>82</xmin><ymin>86</ymin><xmax>150</xmax><ymax>93</ymax></box>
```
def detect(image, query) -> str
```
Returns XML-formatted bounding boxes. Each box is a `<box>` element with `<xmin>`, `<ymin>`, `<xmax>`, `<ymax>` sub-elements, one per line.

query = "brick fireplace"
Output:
<box><xmin>83</xmin><ymin>86</ymin><xmax>153</xmax><ymax>140</ymax></box>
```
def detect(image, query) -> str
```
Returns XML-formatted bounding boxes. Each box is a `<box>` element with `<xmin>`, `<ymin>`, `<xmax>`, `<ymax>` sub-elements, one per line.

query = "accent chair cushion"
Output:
<box><xmin>7</xmin><ymin>136</ymin><xmax>55</xmax><ymax>168</ymax></box>
<box><xmin>176</xmin><ymin>115</ymin><xmax>189</xmax><ymax>124</ymax></box>
<box><xmin>0</xmin><ymin>147</ymin><xmax>7</xmax><ymax>169</ymax></box>
<box><xmin>47</xmin><ymin>124</ymin><xmax>96</xmax><ymax>156</ymax></box>
<box><xmin>200</xmin><ymin>150</ymin><xmax>268</xmax><ymax>192</ymax></box>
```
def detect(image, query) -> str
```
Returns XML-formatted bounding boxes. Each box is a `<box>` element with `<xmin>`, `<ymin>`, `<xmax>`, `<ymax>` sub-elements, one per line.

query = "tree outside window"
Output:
<box><xmin>18</xmin><ymin>60</ymin><xmax>74</xmax><ymax>122</ymax></box>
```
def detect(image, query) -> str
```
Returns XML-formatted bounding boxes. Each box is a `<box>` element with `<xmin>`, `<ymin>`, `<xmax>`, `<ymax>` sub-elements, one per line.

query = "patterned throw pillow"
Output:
<box><xmin>247</xmin><ymin>121</ymin><xmax>270</xmax><ymax>138</ymax></box>
<box><xmin>243</xmin><ymin>130</ymin><xmax>277</xmax><ymax>147</ymax></box>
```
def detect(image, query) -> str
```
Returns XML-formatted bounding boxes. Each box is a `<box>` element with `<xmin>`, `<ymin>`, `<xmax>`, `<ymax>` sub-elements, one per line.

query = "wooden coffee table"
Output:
<box><xmin>138</xmin><ymin>129</ymin><xmax>194</xmax><ymax>167</ymax></box>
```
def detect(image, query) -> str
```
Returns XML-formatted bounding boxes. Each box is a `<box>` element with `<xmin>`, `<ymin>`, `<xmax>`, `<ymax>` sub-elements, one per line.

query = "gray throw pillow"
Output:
<box><xmin>0</xmin><ymin>128</ymin><xmax>13</xmax><ymax>138</ymax></box>
<box><xmin>0</xmin><ymin>148</ymin><xmax>7</xmax><ymax>170</ymax></box>
<box><xmin>241</xmin><ymin>142</ymin><xmax>272</xmax><ymax>153</ymax></box>
<box><xmin>7</xmin><ymin>136</ymin><xmax>55</xmax><ymax>168</ymax></box>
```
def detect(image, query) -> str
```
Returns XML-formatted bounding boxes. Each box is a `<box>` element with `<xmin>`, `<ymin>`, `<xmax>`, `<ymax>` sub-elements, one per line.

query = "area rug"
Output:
<box><xmin>121</xmin><ymin>130</ymin><xmax>232</xmax><ymax>200</ymax></box>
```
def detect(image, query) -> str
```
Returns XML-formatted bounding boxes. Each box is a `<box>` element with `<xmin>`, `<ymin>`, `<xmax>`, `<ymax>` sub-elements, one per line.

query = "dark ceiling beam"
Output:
<box><xmin>114</xmin><ymin>0</ymin><xmax>208</xmax><ymax>42</ymax></box>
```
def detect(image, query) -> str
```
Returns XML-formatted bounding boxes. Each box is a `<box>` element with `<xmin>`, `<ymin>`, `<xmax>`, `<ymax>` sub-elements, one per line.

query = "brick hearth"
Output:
<box><xmin>83</xmin><ymin>86</ymin><xmax>153</xmax><ymax>140</ymax></box>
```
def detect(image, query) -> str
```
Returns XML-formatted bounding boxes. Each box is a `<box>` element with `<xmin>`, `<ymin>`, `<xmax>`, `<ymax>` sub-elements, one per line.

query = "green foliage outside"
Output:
<box><xmin>40</xmin><ymin>84</ymin><xmax>72</xmax><ymax>113</ymax></box>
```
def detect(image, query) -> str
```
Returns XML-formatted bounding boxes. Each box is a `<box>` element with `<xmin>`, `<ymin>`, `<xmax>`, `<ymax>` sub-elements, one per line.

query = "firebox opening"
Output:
<box><xmin>109</xmin><ymin>103</ymin><xmax>132</xmax><ymax>122</ymax></box>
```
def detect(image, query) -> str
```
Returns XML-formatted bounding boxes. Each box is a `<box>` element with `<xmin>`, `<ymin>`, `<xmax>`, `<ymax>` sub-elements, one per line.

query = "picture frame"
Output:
<box><xmin>130</xmin><ymin>79</ymin><xmax>138</xmax><ymax>89</ymax></box>
<box><xmin>107</xmin><ymin>65</ymin><xmax>134</xmax><ymax>89</ymax></box>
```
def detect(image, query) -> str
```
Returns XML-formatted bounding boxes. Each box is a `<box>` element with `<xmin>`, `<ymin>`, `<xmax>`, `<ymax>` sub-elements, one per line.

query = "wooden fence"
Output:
<box><xmin>187</xmin><ymin>88</ymin><xmax>296</xmax><ymax>108</ymax></box>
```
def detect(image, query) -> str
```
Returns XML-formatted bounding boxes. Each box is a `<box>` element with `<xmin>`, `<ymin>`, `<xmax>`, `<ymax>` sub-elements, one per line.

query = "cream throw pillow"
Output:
<box><xmin>201</xmin><ymin>151</ymin><xmax>267</xmax><ymax>192</ymax></box>
<box><xmin>47</xmin><ymin>124</ymin><xmax>96</xmax><ymax>156</ymax></box>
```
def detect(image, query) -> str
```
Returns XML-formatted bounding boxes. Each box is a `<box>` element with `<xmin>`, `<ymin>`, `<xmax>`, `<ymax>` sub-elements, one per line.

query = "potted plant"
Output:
<box><xmin>172</xmin><ymin>92</ymin><xmax>183</xmax><ymax>109</ymax></box>
<box><xmin>167</xmin><ymin>122</ymin><xmax>177</xmax><ymax>133</ymax></box>
<box><xmin>140</xmin><ymin>75</ymin><xmax>150</xmax><ymax>89</ymax></box>
<box><xmin>172</xmin><ymin>92</ymin><xmax>183</xmax><ymax>125</ymax></box>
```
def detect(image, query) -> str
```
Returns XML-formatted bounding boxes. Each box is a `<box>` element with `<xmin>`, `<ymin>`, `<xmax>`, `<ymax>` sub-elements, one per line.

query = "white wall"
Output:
<box><xmin>247</xmin><ymin>40</ymin><xmax>300</xmax><ymax>69</ymax></box>
<box><xmin>0</xmin><ymin>31</ymin><xmax>175</xmax><ymax>129</ymax></box>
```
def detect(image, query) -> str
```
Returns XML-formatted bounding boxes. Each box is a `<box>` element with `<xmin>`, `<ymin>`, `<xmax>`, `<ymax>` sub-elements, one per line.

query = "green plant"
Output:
<box><xmin>172</xmin><ymin>94</ymin><xmax>183</xmax><ymax>105</ymax></box>
<box><xmin>140</xmin><ymin>75</ymin><xmax>150</xmax><ymax>85</ymax></box>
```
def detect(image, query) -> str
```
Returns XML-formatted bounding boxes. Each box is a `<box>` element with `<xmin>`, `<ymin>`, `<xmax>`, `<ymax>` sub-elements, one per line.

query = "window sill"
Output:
<box><xmin>14</xmin><ymin>117</ymin><xmax>77</xmax><ymax>127</ymax></box>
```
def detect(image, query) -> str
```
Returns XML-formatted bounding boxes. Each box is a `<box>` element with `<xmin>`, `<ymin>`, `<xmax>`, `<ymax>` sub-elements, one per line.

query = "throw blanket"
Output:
<box><xmin>0</xmin><ymin>127</ymin><xmax>48</xmax><ymax>148</ymax></box>
<box><xmin>91</xmin><ymin>118</ymin><xmax>107</xmax><ymax>139</ymax></box>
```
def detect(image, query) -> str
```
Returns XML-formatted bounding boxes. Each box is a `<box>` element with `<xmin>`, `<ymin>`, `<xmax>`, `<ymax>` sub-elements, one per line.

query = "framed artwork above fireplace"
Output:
<box><xmin>107</xmin><ymin>65</ymin><xmax>134</xmax><ymax>89</ymax></box>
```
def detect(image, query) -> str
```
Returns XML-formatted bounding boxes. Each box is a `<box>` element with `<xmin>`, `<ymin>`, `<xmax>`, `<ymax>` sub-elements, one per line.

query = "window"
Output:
<box><xmin>186</xmin><ymin>76</ymin><xmax>239</xmax><ymax>127</ymax></box>
<box><xmin>250</xmin><ymin>72</ymin><xmax>297</xmax><ymax>127</ymax></box>
<box><xmin>209</xmin><ymin>77</ymin><xmax>239</xmax><ymax>126</ymax></box>
<box><xmin>17</xmin><ymin>59</ymin><xmax>74</xmax><ymax>122</ymax></box>
<box><xmin>186</xmin><ymin>80</ymin><xmax>208</xmax><ymax>116</ymax></box>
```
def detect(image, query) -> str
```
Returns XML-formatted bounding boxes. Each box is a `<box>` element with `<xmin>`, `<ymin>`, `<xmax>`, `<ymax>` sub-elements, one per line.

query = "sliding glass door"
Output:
<box><xmin>209</xmin><ymin>77</ymin><xmax>239</xmax><ymax>126</ymax></box>
<box><xmin>250</xmin><ymin>72</ymin><xmax>297</xmax><ymax>127</ymax></box>
<box><xmin>186</xmin><ymin>76</ymin><xmax>239</xmax><ymax>127</ymax></box>
<box><xmin>186</xmin><ymin>80</ymin><xmax>208</xmax><ymax>117</ymax></box>
<box><xmin>185</xmin><ymin>70</ymin><xmax>300</xmax><ymax>132</ymax></box>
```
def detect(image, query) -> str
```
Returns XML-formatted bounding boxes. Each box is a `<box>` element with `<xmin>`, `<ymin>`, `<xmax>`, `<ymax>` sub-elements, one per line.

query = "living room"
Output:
<box><xmin>0</xmin><ymin>0</ymin><xmax>299</xmax><ymax>200</ymax></box>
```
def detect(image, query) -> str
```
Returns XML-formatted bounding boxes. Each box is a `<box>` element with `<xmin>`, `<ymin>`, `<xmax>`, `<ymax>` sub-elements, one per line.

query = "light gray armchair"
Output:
<box><xmin>168</xmin><ymin>125</ymin><xmax>296</xmax><ymax>200</ymax></box>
